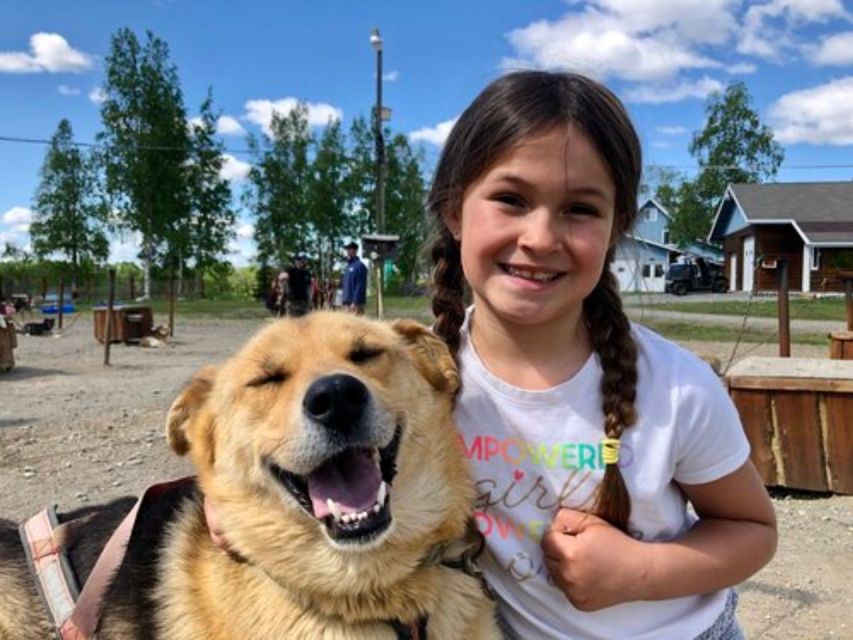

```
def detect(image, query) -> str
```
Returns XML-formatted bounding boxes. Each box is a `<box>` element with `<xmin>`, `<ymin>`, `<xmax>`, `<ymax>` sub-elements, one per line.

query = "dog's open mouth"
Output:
<box><xmin>268</xmin><ymin>426</ymin><xmax>402</xmax><ymax>544</ymax></box>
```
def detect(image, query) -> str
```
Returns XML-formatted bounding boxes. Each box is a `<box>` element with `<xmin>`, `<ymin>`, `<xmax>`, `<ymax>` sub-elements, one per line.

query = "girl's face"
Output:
<box><xmin>447</xmin><ymin>126</ymin><xmax>616</xmax><ymax>332</ymax></box>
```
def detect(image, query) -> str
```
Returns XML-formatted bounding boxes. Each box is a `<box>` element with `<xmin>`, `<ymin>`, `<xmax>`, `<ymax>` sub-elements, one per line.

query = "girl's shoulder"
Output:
<box><xmin>630</xmin><ymin>322</ymin><xmax>723</xmax><ymax>391</ymax></box>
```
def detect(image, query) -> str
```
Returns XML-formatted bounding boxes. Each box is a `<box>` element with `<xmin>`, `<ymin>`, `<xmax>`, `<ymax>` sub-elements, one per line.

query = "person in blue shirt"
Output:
<box><xmin>341</xmin><ymin>241</ymin><xmax>368</xmax><ymax>315</ymax></box>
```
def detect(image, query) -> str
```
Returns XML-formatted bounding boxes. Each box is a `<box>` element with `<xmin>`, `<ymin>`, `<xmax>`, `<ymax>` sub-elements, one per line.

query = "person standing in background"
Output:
<box><xmin>341</xmin><ymin>241</ymin><xmax>368</xmax><ymax>315</ymax></box>
<box><xmin>286</xmin><ymin>253</ymin><xmax>314</xmax><ymax>317</ymax></box>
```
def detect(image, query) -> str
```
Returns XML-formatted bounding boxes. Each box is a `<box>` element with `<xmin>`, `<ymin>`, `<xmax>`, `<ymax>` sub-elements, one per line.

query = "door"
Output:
<box><xmin>742</xmin><ymin>236</ymin><xmax>755</xmax><ymax>291</ymax></box>
<box><xmin>729</xmin><ymin>254</ymin><xmax>738</xmax><ymax>291</ymax></box>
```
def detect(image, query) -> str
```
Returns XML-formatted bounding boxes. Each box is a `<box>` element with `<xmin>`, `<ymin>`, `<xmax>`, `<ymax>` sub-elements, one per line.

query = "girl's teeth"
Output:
<box><xmin>507</xmin><ymin>267</ymin><xmax>556</xmax><ymax>281</ymax></box>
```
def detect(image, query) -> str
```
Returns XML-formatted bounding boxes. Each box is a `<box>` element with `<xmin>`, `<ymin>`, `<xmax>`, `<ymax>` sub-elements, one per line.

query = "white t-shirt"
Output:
<box><xmin>455</xmin><ymin>316</ymin><xmax>750</xmax><ymax>640</ymax></box>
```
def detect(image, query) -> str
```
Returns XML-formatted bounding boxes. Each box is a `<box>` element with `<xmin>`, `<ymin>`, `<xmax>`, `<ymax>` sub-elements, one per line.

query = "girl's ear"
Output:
<box><xmin>443</xmin><ymin>210</ymin><xmax>462</xmax><ymax>241</ymax></box>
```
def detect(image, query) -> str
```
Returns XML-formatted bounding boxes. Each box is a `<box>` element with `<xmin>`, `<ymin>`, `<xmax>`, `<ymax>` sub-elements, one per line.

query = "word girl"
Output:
<box><xmin>427</xmin><ymin>71</ymin><xmax>777</xmax><ymax>640</ymax></box>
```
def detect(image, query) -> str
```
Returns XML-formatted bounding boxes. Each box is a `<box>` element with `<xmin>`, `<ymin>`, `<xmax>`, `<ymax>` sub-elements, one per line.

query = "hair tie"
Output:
<box><xmin>601</xmin><ymin>438</ymin><xmax>620</xmax><ymax>465</ymax></box>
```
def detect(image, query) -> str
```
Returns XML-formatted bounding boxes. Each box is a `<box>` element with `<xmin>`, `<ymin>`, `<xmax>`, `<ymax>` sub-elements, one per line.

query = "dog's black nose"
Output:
<box><xmin>303</xmin><ymin>374</ymin><xmax>369</xmax><ymax>432</ymax></box>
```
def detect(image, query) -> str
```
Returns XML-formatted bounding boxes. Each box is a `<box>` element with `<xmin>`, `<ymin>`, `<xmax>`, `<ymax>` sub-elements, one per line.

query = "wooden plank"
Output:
<box><xmin>727</xmin><ymin>356</ymin><xmax>853</xmax><ymax>382</ymax></box>
<box><xmin>823</xmin><ymin>394</ymin><xmax>853</xmax><ymax>494</ymax></box>
<box><xmin>728</xmin><ymin>376</ymin><xmax>853</xmax><ymax>393</ymax></box>
<box><xmin>773</xmin><ymin>391</ymin><xmax>828</xmax><ymax>491</ymax></box>
<box><xmin>731</xmin><ymin>389</ymin><xmax>777</xmax><ymax>485</ymax></box>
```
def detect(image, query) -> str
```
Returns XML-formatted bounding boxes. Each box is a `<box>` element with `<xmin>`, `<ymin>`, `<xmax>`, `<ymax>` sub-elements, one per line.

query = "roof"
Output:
<box><xmin>710</xmin><ymin>181</ymin><xmax>853</xmax><ymax>245</ymax></box>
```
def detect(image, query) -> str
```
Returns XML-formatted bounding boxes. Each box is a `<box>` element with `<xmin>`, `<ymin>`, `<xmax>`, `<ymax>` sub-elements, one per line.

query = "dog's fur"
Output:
<box><xmin>0</xmin><ymin>313</ymin><xmax>499</xmax><ymax>639</ymax></box>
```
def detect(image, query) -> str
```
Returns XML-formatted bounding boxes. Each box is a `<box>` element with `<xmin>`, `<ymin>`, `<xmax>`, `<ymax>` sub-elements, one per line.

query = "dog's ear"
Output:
<box><xmin>392</xmin><ymin>320</ymin><xmax>459</xmax><ymax>395</ymax></box>
<box><xmin>166</xmin><ymin>366</ymin><xmax>216</xmax><ymax>456</ymax></box>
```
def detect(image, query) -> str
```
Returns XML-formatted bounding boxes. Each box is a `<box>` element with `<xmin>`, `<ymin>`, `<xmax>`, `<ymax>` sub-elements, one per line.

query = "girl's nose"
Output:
<box><xmin>518</xmin><ymin>208</ymin><xmax>561</xmax><ymax>253</ymax></box>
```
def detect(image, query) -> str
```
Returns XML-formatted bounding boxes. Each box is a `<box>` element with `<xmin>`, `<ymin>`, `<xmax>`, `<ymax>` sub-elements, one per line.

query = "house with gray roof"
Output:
<box><xmin>612</xmin><ymin>199</ymin><xmax>723</xmax><ymax>292</ymax></box>
<box><xmin>708</xmin><ymin>182</ymin><xmax>853</xmax><ymax>293</ymax></box>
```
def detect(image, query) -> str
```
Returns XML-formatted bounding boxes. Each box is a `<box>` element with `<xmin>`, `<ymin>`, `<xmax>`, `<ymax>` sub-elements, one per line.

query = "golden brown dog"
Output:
<box><xmin>0</xmin><ymin>313</ymin><xmax>499</xmax><ymax>639</ymax></box>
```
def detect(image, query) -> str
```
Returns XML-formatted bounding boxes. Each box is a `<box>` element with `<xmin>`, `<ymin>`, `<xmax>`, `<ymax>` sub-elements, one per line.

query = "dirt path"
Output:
<box><xmin>0</xmin><ymin>313</ymin><xmax>850</xmax><ymax>638</ymax></box>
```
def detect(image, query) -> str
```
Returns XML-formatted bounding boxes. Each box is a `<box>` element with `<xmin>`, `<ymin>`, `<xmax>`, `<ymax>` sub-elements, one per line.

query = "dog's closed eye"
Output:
<box><xmin>247</xmin><ymin>370</ymin><xmax>289</xmax><ymax>387</ymax></box>
<box><xmin>348</xmin><ymin>346</ymin><xmax>384</xmax><ymax>364</ymax></box>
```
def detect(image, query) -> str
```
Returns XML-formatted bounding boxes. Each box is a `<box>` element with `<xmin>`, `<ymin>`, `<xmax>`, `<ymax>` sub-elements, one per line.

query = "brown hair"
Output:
<box><xmin>426</xmin><ymin>71</ymin><xmax>641</xmax><ymax>531</ymax></box>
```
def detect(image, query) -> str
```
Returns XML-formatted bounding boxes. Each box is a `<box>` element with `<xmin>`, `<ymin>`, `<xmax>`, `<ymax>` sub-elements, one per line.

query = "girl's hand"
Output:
<box><xmin>541</xmin><ymin>508</ymin><xmax>653</xmax><ymax>611</ymax></box>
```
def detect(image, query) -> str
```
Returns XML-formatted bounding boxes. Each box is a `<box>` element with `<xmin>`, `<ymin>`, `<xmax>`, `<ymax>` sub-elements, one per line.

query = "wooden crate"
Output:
<box><xmin>829</xmin><ymin>330</ymin><xmax>853</xmax><ymax>360</ymax></box>
<box><xmin>93</xmin><ymin>306</ymin><xmax>153</xmax><ymax>344</ymax></box>
<box><xmin>726</xmin><ymin>357</ymin><xmax>853</xmax><ymax>494</ymax></box>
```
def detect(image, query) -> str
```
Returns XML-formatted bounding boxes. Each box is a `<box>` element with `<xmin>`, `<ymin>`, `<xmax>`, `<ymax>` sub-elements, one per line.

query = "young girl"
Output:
<box><xmin>427</xmin><ymin>71</ymin><xmax>777</xmax><ymax>639</ymax></box>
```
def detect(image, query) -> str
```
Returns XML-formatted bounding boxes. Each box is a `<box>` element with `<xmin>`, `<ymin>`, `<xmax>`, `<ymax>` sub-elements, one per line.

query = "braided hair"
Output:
<box><xmin>426</xmin><ymin>71</ymin><xmax>642</xmax><ymax>532</ymax></box>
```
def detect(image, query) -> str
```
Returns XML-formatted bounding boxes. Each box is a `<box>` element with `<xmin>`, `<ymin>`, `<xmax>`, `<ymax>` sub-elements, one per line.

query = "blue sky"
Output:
<box><xmin>2</xmin><ymin>0</ymin><xmax>853</xmax><ymax>266</ymax></box>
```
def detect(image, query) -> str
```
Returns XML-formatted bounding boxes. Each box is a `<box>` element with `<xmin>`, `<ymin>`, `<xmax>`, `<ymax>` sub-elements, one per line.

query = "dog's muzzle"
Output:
<box><xmin>267</xmin><ymin>373</ymin><xmax>401</xmax><ymax>546</ymax></box>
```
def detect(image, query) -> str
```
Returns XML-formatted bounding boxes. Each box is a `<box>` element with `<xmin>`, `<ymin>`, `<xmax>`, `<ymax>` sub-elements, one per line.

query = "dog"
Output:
<box><xmin>0</xmin><ymin>312</ymin><xmax>499</xmax><ymax>639</ymax></box>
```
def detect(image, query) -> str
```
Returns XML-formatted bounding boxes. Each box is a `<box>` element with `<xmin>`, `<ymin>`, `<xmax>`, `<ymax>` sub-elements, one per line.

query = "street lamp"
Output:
<box><xmin>370</xmin><ymin>27</ymin><xmax>385</xmax><ymax>234</ymax></box>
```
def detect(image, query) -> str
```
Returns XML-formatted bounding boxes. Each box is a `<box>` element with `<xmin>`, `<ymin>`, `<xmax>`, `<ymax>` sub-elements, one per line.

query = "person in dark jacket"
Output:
<box><xmin>286</xmin><ymin>253</ymin><xmax>314</xmax><ymax>317</ymax></box>
<box><xmin>341</xmin><ymin>242</ymin><xmax>368</xmax><ymax>315</ymax></box>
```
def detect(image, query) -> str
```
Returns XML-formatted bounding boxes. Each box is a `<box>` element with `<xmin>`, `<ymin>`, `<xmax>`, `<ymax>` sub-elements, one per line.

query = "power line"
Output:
<box><xmin>1</xmin><ymin>133</ymin><xmax>853</xmax><ymax>171</ymax></box>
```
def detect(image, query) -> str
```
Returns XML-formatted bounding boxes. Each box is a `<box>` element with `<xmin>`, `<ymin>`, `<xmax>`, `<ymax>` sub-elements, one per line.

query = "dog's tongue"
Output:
<box><xmin>307</xmin><ymin>449</ymin><xmax>381</xmax><ymax>519</ymax></box>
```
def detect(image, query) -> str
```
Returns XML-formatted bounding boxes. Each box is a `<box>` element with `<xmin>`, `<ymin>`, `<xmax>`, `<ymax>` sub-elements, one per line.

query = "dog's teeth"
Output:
<box><xmin>341</xmin><ymin>513</ymin><xmax>352</xmax><ymax>524</ymax></box>
<box><xmin>326</xmin><ymin>498</ymin><xmax>343</xmax><ymax>522</ymax></box>
<box><xmin>376</xmin><ymin>481</ymin><xmax>387</xmax><ymax>506</ymax></box>
<box><xmin>372</xmin><ymin>504</ymin><xmax>381</xmax><ymax>513</ymax></box>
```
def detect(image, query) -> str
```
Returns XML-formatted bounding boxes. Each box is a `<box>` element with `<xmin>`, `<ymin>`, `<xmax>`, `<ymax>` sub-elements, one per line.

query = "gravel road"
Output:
<box><xmin>0</xmin><ymin>312</ymin><xmax>850</xmax><ymax>639</ymax></box>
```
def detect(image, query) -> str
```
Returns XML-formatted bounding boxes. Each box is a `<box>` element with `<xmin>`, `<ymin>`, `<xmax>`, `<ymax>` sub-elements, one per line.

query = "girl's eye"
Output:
<box><xmin>566</xmin><ymin>203</ymin><xmax>599</xmax><ymax>217</ymax></box>
<box><xmin>493</xmin><ymin>193</ymin><xmax>525</xmax><ymax>208</ymax></box>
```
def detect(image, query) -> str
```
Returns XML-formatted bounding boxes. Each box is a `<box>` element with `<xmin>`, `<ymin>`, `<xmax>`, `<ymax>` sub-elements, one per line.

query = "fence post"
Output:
<box><xmin>777</xmin><ymin>259</ymin><xmax>790</xmax><ymax>357</ymax></box>
<box><xmin>58</xmin><ymin>278</ymin><xmax>65</xmax><ymax>330</ymax></box>
<box><xmin>104</xmin><ymin>269</ymin><xmax>116</xmax><ymax>366</ymax></box>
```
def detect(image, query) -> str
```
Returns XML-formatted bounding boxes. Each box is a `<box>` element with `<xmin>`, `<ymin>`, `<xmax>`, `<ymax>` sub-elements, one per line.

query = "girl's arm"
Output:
<box><xmin>542</xmin><ymin>460</ymin><xmax>777</xmax><ymax>611</ymax></box>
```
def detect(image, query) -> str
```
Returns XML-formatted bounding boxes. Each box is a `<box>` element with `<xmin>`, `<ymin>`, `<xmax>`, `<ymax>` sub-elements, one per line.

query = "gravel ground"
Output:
<box><xmin>1</xmin><ymin>312</ymin><xmax>851</xmax><ymax>639</ymax></box>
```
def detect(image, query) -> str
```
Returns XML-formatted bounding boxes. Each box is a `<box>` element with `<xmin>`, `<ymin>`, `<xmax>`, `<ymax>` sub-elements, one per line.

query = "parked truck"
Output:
<box><xmin>664</xmin><ymin>257</ymin><xmax>728</xmax><ymax>296</ymax></box>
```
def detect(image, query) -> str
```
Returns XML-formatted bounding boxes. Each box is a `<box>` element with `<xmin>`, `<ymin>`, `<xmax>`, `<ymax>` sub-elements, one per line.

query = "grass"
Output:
<box><xmin>71</xmin><ymin>294</ymin><xmax>829</xmax><ymax>346</ymax></box>
<box><xmin>643</xmin><ymin>297</ymin><xmax>847</xmax><ymax>322</ymax></box>
<box><xmin>633</xmin><ymin>319</ymin><xmax>827</xmax><ymax>346</ymax></box>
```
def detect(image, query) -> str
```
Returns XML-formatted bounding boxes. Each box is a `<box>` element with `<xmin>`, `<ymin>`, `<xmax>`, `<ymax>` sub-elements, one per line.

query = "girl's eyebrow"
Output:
<box><xmin>489</xmin><ymin>172</ymin><xmax>611</xmax><ymax>201</ymax></box>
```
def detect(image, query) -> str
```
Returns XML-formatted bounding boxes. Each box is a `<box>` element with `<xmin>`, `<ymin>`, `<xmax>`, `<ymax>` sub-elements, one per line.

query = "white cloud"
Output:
<box><xmin>108</xmin><ymin>231</ymin><xmax>142</xmax><ymax>264</ymax></box>
<box><xmin>409</xmin><ymin>118</ymin><xmax>457</xmax><ymax>147</ymax></box>
<box><xmin>625</xmin><ymin>76</ymin><xmax>723</xmax><ymax>104</ymax></box>
<box><xmin>217</xmin><ymin>115</ymin><xmax>246</xmax><ymax>136</ymax></box>
<box><xmin>383</xmin><ymin>70</ymin><xmax>399</xmax><ymax>82</ymax></box>
<box><xmin>726</xmin><ymin>62</ymin><xmax>758</xmax><ymax>74</ymax></box>
<box><xmin>57</xmin><ymin>84</ymin><xmax>80</xmax><ymax>96</ymax></box>
<box><xmin>656</xmin><ymin>126</ymin><xmax>687</xmax><ymax>135</ymax></box>
<box><xmin>2</xmin><ymin>206</ymin><xmax>32</xmax><ymax>226</ymax></box>
<box><xmin>503</xmin><ymin>4</ymin><xmax>728</xmax><ymax>83</ymax></box>
<box><xmin>769</xmin><ymin>77</ymin><xmax>853</xmax><ymax>145</ymax></box>
<box><xmin>738</xmin><ymin>0</ymin><xmax>849</xmax><ymax>59</ymax></box>
<box><xmin>188</xmin><ymin>116</ymin><xmax>204</xmax><ymax>130</ymax></box>
<box><xmin>220</xmin><ymin>154</ymin><xmax>251</xmax><ymax>182</ymax></box>
<box><xmin>236</xmin><ymin>223</ymin><xmax>254</xmax><ymax>239</ymax></box>
<box><xmin>89</xmin><ymin>87</ymin><xmax>106</xmax><ymax>104</ymax></box>
<box><xmin>0</xmin><ymin>33</ymin><xmax>93</xmax><ymax>74</ymax></box>
<box><xmin>589</xmin><ymin>0</ymin><xmax>740</xmax><ymax>45</ymax></box>
<box><xmin>243</xmin><ymin>98</ymin><xmax>342</xmax><ymax>136</ymax></box>
<box><xmin>0</xmin><ymin>230</ymin><xmax>31</xmax><ymax>253</ymax></box>
<box><xmin>805</xmin><ymin>31</ymin><xmax>853</xmax><ymax>66</ymax></box>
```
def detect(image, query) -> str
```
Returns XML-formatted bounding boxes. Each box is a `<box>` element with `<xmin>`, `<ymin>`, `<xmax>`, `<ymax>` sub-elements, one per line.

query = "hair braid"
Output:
<box><xmin>584</xmin><ymin>261</ymin><xmax>638</xmax><ymax>532</ymax></box>
<box><xmin>429</xmin><ymin>228</ymin><xmax>466</xmax><ymax>357</ymax></box>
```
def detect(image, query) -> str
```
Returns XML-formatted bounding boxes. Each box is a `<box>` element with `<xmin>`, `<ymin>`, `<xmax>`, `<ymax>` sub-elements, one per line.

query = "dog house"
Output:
<box><xmin>726</xmin><ymin>357</ymin><xmax>853</xmax><ymax>494</ymax></box>
<box><xmin>93</xmin><ymin>305</ymin><xmax>153</xmax><ymax>344</ymax></box>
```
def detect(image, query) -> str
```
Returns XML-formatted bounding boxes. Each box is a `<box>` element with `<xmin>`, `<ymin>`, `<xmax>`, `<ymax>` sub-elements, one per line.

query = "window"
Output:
<box><xmin>642</xmin><ymin>264</ymin><xmax>651</xmax><ymax>278</ymax></box>
<box><xmin>663</xmin><ymin>230</ymin><xmax>671</xmax><ymax>244</ymax></box>
<box><xmin>655</xmin><ymin>264</ymin><xmax>664</xmax><ymax>278</ymax></box>
<box><xmin>645</xmin><ymin>208</ymin><xmax>658</xmax><ymax>222</ymax></box>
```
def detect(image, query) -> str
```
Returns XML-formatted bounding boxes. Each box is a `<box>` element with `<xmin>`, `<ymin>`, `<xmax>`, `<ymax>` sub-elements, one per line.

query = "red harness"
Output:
<box><xmin>19</xmin><ymin>477</ymin><xmax>430</xmax><ymax>639</ymax></box>
<box><xmin>19</xmin><ymin>478</ymin><xmax>193</xmax><ymax>640</ymax></box>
